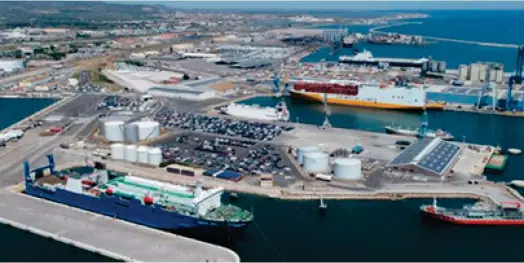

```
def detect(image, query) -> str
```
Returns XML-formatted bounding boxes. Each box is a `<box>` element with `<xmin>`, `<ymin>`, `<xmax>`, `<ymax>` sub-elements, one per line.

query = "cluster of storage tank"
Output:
<box><xmin>296</xmin><ymin>145</ymin><xmax>363</xmax><ymax>180</ymax></box>
<box><xmin>99</xmin><ymin>116</ymin><xmax>161</xmax><ymax>143</ymax></box>
<box><xmin>110</xmin><ymin>144</ymin><xmax>163</xmax><ymax>167</ymax></box>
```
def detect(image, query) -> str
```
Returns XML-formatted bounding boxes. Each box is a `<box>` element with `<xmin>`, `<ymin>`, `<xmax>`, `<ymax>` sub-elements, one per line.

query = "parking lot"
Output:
<box><xmin>152</xmin><ymin>132</ymin><xmax>299</xmax><ymax>187</ymax></box>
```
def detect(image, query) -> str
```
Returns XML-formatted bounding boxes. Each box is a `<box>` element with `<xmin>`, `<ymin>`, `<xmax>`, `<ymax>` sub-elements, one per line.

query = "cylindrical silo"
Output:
<box><xmin>104</xmin><ymin>120</ymin><xmax>125</xmax><ymax>142</ymax></box>
<box><xmin>110</xmin><ymin>143</ymin><xmax>125</xmax><ymax>160</ymax></box>
<box><xmin>438</xmin><ymin>61</ymin><xmax>447</xmax><ymax>73</ymax></box>
<box><xmin>430</xmin><ymin>61</ymin><xmax>438</xmax><ymax>72</ymax></box>
<box><xmin>303</xmin><ymin>151</ymin><xmax>329</xmax><ymax>173</ymax></box>
<box><xmin>297</xmin><ymin>145</ymin><xmax>320</xmax><ymax>165</ymax></box>
<box><xmin>125</xmin><ymin>145</ymin><xmax>137</xmax><ymax>163</ymax></box>
<box><xmin>148</xmin><ymin>147</ymin><xmax>163</xmax><ymax>167</ymax></box>
<box><xmin>123</xmin><ymin>123</ymin><xmax>139</xmax><ymax>143</ymax></box>
<box><xmin>334</xmin><ymin>158</ymin><xmax>362</xmax><ymax>180</ymax></box>
<box><xmin>134</xmin><ymin>121</ymin><xmax>160</xmax><ymax>141</ymax></box>
<box><xmin>99</xmin><ymin>115</ymin><xmax>132</xmax><ymax>138</ymax></box>
<box><xmin>137</xmin><ymin>146</ymin><xmax>150</xmax><ymax>164</ymax></box>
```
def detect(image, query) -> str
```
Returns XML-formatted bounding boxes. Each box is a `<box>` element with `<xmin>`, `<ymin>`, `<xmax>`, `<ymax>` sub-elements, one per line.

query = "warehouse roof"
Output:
<box><xmin>230</xmin><ymin>59</ymin><xmax>272</xmax><ymax>69</ymax></box>
<box><xmin>386</xmin><ymin>138</ymin><xmax>461</xmax><ymax>176</ymax></box>
<box><xmin>149</xmin><ymin>86</ymin><xmax>209</xmax><ymax>95</ymax></box>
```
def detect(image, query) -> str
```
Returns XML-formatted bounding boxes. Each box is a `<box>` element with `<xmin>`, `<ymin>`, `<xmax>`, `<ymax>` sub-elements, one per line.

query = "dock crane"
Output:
<box><xmin>506</xmin><ymin>45</ymin><xmax>524</xmax><ymax>111</ymax></box>
<box><xmin>272</xmin><ymin>72</ymin><xmax>280</xmax><ymax>95</ymax></box>
<box><xmin>417</xmin><ymin>109</ymin><xmax>428</xmax><ymax>139</ymax></box>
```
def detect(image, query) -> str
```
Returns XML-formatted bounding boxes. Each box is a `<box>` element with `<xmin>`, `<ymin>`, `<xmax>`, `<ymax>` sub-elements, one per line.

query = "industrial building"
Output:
<box><xmin>148</xmin><ymin>86</ymin><xmax>216</xmax><ymax>101</ymax></box>
<box><xmin>386</xmin><ymin>138</ymin><xmax>462</xmax><ymax>177</ymax></box>
<box><xmin>102</xmin><ymin>70</ymin><xmax>185</xmax><ymax>93</ymax></box>
<box><xmin>148</xmin><ymin>76</ymin><xmax>219</xmax><ymax>101</ymax></box>
<box><xmin>230</xmin><ymin>59</ymin><xmax>272</xmax><ymax>69</ymax></box>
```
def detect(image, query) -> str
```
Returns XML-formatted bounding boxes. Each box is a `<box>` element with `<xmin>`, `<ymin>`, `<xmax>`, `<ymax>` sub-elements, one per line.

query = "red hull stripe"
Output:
<box><xmin>422</xmin><ymin>209</ymin><xmax>524</xmax><ymax>225</ymax></box>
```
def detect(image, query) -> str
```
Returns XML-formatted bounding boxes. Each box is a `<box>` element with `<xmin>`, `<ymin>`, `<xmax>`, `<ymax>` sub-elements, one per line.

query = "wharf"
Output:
<box><xmin>0</xmin><ymin>189</ymin><xmax>239</xmax><ymax>262</ymax></box>
<box><xmin>444</xmin><ymin>104</ymin><xmax>524</xmax><ymax>117</ymax></box>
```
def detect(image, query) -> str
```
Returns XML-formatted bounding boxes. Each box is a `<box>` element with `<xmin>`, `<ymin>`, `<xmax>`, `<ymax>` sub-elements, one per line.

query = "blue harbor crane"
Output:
<box><xmin>24</xmin><ymin>154</ymin><xmax>56</xmax><ymax>182</ymax></box>
<box><xmin>418</xmin><ymin>109</ymin><xmax>429</xmax><ymax>139</ymax></box>
<box><xmin>272</xmin><ymin>72</ymin><xmax>280</xmax><ymax>94</ymax></box>
<box><xmin>506</xmin><ymin>45</ymin><xmax>524</xmax><ymax>111</ymax></box>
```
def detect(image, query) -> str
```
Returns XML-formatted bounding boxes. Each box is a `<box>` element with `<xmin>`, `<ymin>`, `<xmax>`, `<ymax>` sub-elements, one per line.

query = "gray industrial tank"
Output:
<box><xmin>123</xmin><ymin>123</ymin><xmax>139</xmax><ymax>143</ymax></box>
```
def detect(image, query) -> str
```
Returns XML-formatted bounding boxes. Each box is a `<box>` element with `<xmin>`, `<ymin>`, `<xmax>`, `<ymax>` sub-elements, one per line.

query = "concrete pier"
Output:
<box><xmin>0</xmin><ymin>190</ymin><xmax>239</xmax><ymax>262</ymax></box>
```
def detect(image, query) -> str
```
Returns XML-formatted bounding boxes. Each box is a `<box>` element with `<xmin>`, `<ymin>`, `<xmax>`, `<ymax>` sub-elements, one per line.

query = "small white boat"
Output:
<box><xmin>511</xmin><ymin>180</ymin><xmax>524</xmax><ymax>188</ymax></box>
<box><xmin>319</xmin><ymin>196</ymin><xmax>327</xmax><ymax>210</ymax></box>
<box><xmin>508</xmin><ymin>148</ymin><xmax>522</xmax><ymax>155</ymax></box>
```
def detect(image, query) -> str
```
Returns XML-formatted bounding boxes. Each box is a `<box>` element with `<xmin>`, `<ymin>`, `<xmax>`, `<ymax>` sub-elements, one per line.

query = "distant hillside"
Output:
<box><xmin>0</xmin><ymin>1</ymin><xmax>171</xmax><ymax>29</ymax></box>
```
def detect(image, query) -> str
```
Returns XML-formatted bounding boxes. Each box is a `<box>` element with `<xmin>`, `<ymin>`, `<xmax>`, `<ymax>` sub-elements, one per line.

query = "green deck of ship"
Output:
<box><xmin>103</xmin><ymin>176</ymin><xmax>195</xmax><ymax>199</ymax></box>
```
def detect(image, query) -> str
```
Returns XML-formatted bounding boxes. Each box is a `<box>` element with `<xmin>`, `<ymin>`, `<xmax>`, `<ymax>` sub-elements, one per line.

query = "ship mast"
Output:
<box><xmin>321</xmin><ymin>91</ymin><xmax>332</xmax><ymax>129</ymax></box>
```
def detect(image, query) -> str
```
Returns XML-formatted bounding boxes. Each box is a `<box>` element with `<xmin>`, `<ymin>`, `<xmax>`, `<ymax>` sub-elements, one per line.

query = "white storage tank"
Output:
<box><xmin>134</xmin><ymin>121</ymin><xmax>160</xmax><ymax>141</ymax></box>
<box><xmin>148</xmin><ymin>147</ymin><xmax>163</xmax><ymax>167</ymax></box>
<box><xmin>303</xmin><ymin>151</ymin><xmax>329</xmax><ymax>173</ymax></box>
<box><xmin>123</xmin><ymin>123</ymin><xmax>139</xmax><ymax>143</ymax></box>
<box><xmin>110</xmin><ymin>143</ymin><xmax>125</xmax><ymax>160</ymax></box>
<box><xmin>104</xmin><ymin>120</ymin><xmax>125</xmax><ymax>142</ymax></box>
<box><xmin>334</xmin><ymin>158</ymin><xmax>362</xmax><ymax>180</ymax></box>
<box><xmin>99</xmin><ymin>115</ymin><xmax>132</xmax><ymax>138</ymax></box>
<box><xmin>297</xmin><ymin>145</ymin><xmax>320</xmax><ymax>164</ymax></box>
<box><xmin>125</xmin><ymin>145</ymin><xmax>138</xmax><ymax>163</ymax></box>
<box><xmin>137</xmin><ymin>146</ymin><xmax>150</xmax><ymax>164</ymax></box>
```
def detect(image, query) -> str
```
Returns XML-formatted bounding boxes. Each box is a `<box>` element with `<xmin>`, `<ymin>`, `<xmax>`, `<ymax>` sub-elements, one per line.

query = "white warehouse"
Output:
<box><xmin>148</xmin><ymin>86</ymin><xmax>216</xmax><ymax>101</ymax></box>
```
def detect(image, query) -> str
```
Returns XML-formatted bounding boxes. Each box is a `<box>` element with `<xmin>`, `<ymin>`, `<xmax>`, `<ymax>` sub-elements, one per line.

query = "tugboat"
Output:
<box><xmin>385</xmin><ymin>110</ymin><xmax>454</xmax><ymax>141</ymax></box>
<box><xmin>421</xmin><ymin>198</ymin><xmax>524</xmax><ymax>225</ymax></box>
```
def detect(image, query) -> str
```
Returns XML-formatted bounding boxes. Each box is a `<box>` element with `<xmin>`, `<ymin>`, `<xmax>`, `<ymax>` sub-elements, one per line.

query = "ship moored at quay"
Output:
<box><xmin>421</xmin><ymin>198</ymin><xmax>524</xmax><ymax>225</ymax></box>
<box><xmin>289</xmin><ymin>78</ymin><xmax>445</xmax><ymax>110</ymax></box>
<box><xmin>23</xmin><ymin>155</ymin><xmax>253</xmax><ymax>233</ymax></box>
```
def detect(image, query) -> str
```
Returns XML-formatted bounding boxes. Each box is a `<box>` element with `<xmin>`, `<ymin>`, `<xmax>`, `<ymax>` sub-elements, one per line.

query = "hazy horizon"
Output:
<box><xmin>111</xmin><ymin>1</ymin><xmax>524</xmax><ymax>10</ymax></box>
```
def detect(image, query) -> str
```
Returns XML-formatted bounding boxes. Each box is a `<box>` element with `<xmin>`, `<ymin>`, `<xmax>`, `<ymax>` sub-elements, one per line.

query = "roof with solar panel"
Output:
<box><xmin>386</xmin><ymin>137</ymin><xmax>462</xmax><ymax>176</ymax></box>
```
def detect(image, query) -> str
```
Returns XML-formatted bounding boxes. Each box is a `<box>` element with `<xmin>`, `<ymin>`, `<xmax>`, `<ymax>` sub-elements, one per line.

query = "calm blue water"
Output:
<box><xmin>0</xmin><ymin>98</ymin><xmax>56</xmax><ymax>130</ymax></box>
<box><xmin>304</xmin><ymin>10</ymin><xmax>524</xmax><ymax>71</ymax></box>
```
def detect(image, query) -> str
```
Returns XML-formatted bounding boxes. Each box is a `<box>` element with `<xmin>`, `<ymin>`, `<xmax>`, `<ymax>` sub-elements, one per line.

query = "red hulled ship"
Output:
<box><xmin>421</xmin><ymin>198</ymin><xmax>524</xmax><ymax>225</ymax></box>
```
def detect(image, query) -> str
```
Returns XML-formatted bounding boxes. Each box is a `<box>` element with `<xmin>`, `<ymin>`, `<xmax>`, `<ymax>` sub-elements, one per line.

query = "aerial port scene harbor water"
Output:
<box><xmin>4</xmin><ymin>1</ymin><xmax>524</xmax><ymax>262</ymax></box>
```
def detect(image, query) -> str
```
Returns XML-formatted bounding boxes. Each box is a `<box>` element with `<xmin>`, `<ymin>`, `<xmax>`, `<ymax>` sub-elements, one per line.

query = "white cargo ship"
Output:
<box><xmin>339</xmin><ymin>49</ymin><xmax>428</xmax><ymax>67</ymax></box>
<box><xmin>222</xmin><ymin>101</ymin><xmax>290</xmax><ymax>121</ymax></box>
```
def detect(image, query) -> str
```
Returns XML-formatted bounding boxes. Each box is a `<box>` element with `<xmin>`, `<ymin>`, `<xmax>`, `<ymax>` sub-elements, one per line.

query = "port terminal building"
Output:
<box><xmin>386</xmin><ymin>138</ymin><xmax>462</xmax><ymax>178</ymax></box>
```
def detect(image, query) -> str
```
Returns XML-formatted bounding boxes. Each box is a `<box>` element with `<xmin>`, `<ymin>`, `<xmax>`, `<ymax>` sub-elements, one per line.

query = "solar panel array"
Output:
<box><xmin>417</xmin><ymin>141</ymin><xmax>460</xmax><ymax>175</ymax></box>
<box><xmin>389</xmin><ymin>138</ymin><xmax>433</xmax><ymax>166</ymax></box>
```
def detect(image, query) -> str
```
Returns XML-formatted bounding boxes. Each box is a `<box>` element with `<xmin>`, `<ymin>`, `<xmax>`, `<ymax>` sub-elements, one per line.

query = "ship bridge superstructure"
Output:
<box><xmin>386</xmin><ymin>137</ymin><xmax>462</xmax><ymax>177</ymax></box>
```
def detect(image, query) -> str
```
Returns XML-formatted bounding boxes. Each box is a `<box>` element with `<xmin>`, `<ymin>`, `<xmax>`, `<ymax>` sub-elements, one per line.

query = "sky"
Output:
<box><xmin>114</xmin><ymin>1</ymin><xmax>524</xmax><ymax>10</ymax></box>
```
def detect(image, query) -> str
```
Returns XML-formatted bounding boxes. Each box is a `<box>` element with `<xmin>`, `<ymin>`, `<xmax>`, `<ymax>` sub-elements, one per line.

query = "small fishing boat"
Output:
<box><xmin>508</xmin><ymin>148</ymin><xmax>522</xmax><ymax>155</ymax></box>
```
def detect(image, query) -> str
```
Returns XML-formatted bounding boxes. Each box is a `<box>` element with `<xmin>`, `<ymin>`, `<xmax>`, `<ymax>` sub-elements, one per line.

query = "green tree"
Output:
<box><xmin>14</xmin><ymin>50</ymin><xmax>22</xmax><ymax>59</ymax></box>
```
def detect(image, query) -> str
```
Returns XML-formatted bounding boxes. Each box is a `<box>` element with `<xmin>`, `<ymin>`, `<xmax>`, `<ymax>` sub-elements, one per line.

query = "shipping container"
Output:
<box><xmin>315</xmin><ymin>173</ymin><xmax>332</xmax><ymax>182</ymax></box>
<box><xmin>167</xmin><ymin>167</ymin><xmax>180</xmax><ymax>174</ymax></box>
<box><xmin>181</xmin><ymin>170</ymin><xmax>195</xmax><ymax>177</ymax></box>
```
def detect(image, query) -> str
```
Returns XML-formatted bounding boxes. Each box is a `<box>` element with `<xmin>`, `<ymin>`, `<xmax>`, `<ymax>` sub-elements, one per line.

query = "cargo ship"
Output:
<box><xmin>339</xmin><ymin>49</ymin><xmax>428</xmax><ymax>68</ymax></box>
<box><xmin>23</xmin><ymin>156</ymin><xmax>254</xmax><ymax>233</ymax></box>
<box><xmin>421</xmin><ymin>198</ymin><xmax>524</xmax><ymax>225</ymax></box>
<box><xmin>289</xmin><ymin>79</ymin><xmax>444</xmax><ymax>110</ymax></box>
<box><xmin>222</xmin><ymin>101</ymin><xmax>290</xmax><ymax>121</ymax></box>
<box><xmin>385</xmin><ymin>125</ymin><xmax>454</xmax><ymax>140</ymax></box>
<box><xmin>342</xmin><ymin>36</ymin><xmax>355</xmax><ymax>48</ymax></box>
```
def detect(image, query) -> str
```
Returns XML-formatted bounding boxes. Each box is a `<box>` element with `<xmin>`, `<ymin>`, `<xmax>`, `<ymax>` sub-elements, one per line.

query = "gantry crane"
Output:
<box><xmin>506</xmin><ymin>46</ymin><xmax>524</xmax><ymax>111</ymax></box>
